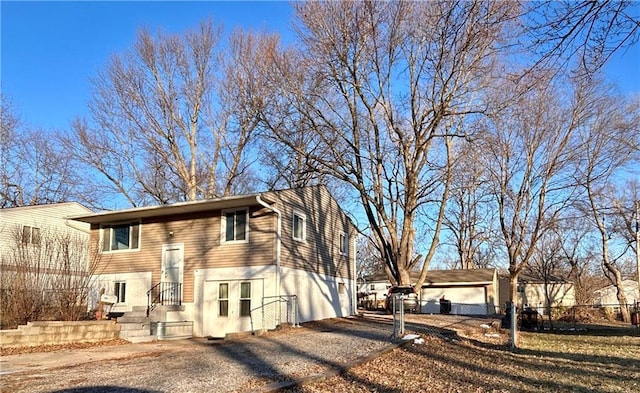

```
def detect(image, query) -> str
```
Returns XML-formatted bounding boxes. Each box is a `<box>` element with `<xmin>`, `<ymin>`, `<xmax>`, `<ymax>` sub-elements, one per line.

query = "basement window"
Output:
<box><xmin>114</xmin><ymin>282</ymin><xmax>126</xmax><ymax>303</ymax></box>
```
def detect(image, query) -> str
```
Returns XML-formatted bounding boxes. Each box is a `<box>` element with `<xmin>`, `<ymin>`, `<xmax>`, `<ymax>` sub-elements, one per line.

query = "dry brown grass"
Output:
<box><xmin>285</xmin><ymin>327</ymin><xmax>640</xmax><ymax>393</ymax></box>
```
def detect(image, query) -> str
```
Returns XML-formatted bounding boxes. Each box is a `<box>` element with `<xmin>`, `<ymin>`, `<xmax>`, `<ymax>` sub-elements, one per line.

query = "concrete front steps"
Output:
<box><xmin>117</xmin><ymin>306</ymin><xmax>155</xmax><ymax>343</ymax></box>
<box><xmin>117</xmin><ymin>305</ymin><xmax>193</xmax><ymax>342</ymax></box>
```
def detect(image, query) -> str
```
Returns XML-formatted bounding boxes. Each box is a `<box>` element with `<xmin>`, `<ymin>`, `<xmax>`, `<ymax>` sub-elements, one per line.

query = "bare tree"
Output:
<box><xmin>483</xmin><ymin>72</ymin><xmax>590</xmax><ymax>316</ymax></box>
<box><xmin>64</xmin><ymin>21</ymin><xmax>263</xmax><ymax>207</ymax></box>
<box><xmin>525</xmin><ymin>1</ymin><xmax>640</xmax><ymax>75</ymax></box>
<box><xmin>356</xmin><ymin>234</ymin><xmax>385</xmax><ymax>279</ymax></box>
<box><xmin>525</xmin><ymin>224</ymin><xmax>574</xmax><ymax>327</ymax></box>
<box><xmin>0</xmin><ymin>98</ymin><xmax>78</xmax><ymax>208</ymax></box>
<box><xmin>444</xmin><ymin>140</ymin><xmax>497</xmax><ymax>269</ymax></box>
<box><xmin>260</xmin><ymin>1</ymin><xmax>518</xmax><ymax>288</ymax></box>
<box><xmin>0</xmin><ymin>225</ymin><xmax>102</xmax><ymax>328</ymax></box>
<box><xmin>554</xmin><ymin>214</ymin><xmax>604</xmax><ymax>305</ymax></box>
<box><xmin>575</xmin><ymin>89</ymin><xmax>640</xmax><ymax>321</ymax></box>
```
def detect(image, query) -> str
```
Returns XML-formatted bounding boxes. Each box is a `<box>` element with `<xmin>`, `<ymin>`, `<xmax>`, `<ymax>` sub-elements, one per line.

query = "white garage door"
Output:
<box><xmin>420</xmin><ymin>286</ymin><xmax>487</xmax><ymax>315</ymax></box>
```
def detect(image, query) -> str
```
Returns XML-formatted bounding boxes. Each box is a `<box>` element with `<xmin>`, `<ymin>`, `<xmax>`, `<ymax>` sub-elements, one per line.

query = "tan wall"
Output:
<box><xmin>271</xmin><ymin>186</ymin><xmax>355</xmax><ymax>279</ymax></box>
<box><xmin>91</xmin><ymin>206</ymin><xmax>274</xmax><ymax>303</ymax></box>
<box><xmin>90</xmin><ymin>186</ymin><xmax>356</xmax><ymax>305</ymax></box>
<box><xmin>0</xmin><ymin>320</ymin><xmax>120</xmax><ymax>348</ymax></box>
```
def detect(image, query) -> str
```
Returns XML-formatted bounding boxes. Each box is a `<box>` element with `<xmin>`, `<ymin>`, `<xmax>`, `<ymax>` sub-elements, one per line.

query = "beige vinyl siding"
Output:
<box><xmin>269</xmin><ymin>186</ymin><xmax>355</xmax><ymax>280</ymax></box>
<box><xmin>91</xmin><ymin>206</ymin><xmax>275</xmax><ymax>303</ymax></box>
<box><xmin>1</xmin><ymin>202</ymin><xmax>91</xmax><ymax>255</ymax></box>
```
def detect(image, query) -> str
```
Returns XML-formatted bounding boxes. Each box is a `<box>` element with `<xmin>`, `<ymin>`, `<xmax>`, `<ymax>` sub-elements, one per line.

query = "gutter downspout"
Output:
<box><xmin>256</xmin><ymin>195</ymin><xmax>282</xmax><ymax>298</ymax></box>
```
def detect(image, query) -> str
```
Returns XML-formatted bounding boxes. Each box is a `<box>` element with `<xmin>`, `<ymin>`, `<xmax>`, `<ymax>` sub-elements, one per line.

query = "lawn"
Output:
<box><xmin>285</xmin><ymin>326</ymin><xmax>640</xmax><ymax>393</ymax></box>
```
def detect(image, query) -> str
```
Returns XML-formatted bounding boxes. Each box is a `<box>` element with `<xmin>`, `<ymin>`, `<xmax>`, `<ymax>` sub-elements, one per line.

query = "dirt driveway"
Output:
<box><xmin>0</xmin><ymin>314</ymin><xmax>501</xmax><ymax>393</ymax></box>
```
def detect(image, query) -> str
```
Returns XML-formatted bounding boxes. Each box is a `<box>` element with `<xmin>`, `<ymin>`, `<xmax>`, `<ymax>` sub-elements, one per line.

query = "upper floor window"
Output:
<box><xmin>223</xmin><ymin>209</ymin><xmax>248</xmax><ymax>243</ymax></box>
<box><xmin>292</xmin><ymin>211</ymin><xmax>306</xmax><ymax>242</ymax></box>
<box><xmin>22</xmin><ymin>225</ymin><xmax>41</xmax><ymax>245</ymax></box>
<box><xmin>102</xmin><ymin>222</ymin><xmax>140</xmax><ymax>252</ymax></box>
<box><xmin>339</xmin><ymin>231</ymin><xmax>348</xmax><ymax>256</ymax></box>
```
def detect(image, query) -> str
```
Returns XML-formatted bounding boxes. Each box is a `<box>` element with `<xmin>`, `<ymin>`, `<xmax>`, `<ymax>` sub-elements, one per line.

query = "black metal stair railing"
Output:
<box><xmin>147</xmin><ymin>281</ymin><xmax>182</xmax><ymax>316</ymax></box>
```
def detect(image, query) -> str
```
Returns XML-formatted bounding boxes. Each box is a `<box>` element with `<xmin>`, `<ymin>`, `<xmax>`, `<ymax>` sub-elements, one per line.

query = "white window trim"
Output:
<box><xmin>339</xmin><ymin>231</ymin><xmax>349</xmax><ymax>256</ymax></box>
<box><xmin>221</xmin><ymin>208</ymin><xmax>249</xmax><ymax>244</ymax></box>
<box><xmin>292</xmin><ymin>210</ymin><xmax>307</xmax><ymax>242</ymax></box>
<box><xmin>114</xmin><ymin>281</ymin><xmax>127</xmax><ymax>304</ymax></box>
<box><xmin>100</xmin><ymin>221</ymin><xmax>141</xmax><ymax>254</ymax></box>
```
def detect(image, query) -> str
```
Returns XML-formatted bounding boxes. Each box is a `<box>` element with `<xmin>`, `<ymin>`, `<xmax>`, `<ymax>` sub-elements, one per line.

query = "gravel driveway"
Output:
<box><xmin>0</xmin><ymin>317</ymin><xmax>397</xmax><ymax>393</ymax></box>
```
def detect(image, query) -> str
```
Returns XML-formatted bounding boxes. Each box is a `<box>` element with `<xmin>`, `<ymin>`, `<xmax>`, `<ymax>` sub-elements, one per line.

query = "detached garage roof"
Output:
<box><xmin>365</xmin><ymin>268</ymin><xmax>497</xmax><ymax>287</ymax></box>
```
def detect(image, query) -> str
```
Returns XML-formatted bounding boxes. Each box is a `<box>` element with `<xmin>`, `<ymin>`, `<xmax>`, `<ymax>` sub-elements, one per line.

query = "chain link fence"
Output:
<box><xmin>387</xmin><ymin>298</ymin><xmax>640</xmax><ymax>338</ymax></box>
<box><xmin>250</xmin><ymin>295</ymin><xmax>299</xmax><ymax>333</ymax></box>
<box><xmin>512</xmin><ymin>302</ymin><xmax>640</xmax><ymax>331</ymax></box>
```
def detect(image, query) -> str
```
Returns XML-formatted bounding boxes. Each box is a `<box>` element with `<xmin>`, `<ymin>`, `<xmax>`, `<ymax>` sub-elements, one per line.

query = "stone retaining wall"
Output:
<box><xmin>0</xmin><ymin>320</ymin><xmax>121</xmax><ymax>348</ymax></box>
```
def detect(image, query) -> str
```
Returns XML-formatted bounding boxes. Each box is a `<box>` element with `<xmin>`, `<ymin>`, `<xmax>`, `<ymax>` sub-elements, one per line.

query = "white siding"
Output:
<box><xmin>91</xmin><ymin>272</ymin><xmax>153</xmax><ymax>312</ymax></box>
<box><xmin>421</xmin><ymin>287</ymin><xmax>487</xmax><ymax>315</ymax></box>
<box><xmin>0</xmin><ymin>202</ymin><xmax>92</xmax><ymax>257</ymax></box>
<box><xmin>280</xmin><ymin>266</ymin><xmax>355</xmax><ymax>323</ymax></box>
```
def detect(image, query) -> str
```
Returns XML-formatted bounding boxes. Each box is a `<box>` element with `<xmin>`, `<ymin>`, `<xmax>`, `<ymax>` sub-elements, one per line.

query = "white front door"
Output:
<box><xmin>203</xmin><ymin>279</ymin><xmax>263</xmax><ymax>338</ymax></box>
<box><xmin>161</xmin><ymin>244</ymin><xmax>184</xmax><ymax>301</ymax></box>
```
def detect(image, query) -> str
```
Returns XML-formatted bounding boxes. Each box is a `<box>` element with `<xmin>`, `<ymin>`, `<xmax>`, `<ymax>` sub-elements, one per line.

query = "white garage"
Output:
<box><xmin>419</xmin><ymin>269</ymin><xmax>498</xmax><ymax>315</ymax></box>
<box><xmin>421</xmin><ymin>285</ymin><xmax>489</xmax><ymax>315</ymax></box>
<box><xmin>361</xmin><ymin>268</ymin><xmax>499</xmax><ymax>316</ymax></box>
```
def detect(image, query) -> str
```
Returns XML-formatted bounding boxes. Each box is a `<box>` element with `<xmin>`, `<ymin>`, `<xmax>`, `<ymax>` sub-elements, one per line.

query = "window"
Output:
<box><xmin>292</xmin><ymin>212</ymin><xmax>306</xmax><ymax>242</ymax></box>
<box><xmin>369</xmin><ymin>284</ymin><xmax>375</xmax><ymax>291</ymax></box>
<box><xmin>223</xmin><ymin>209</ymin><xmax>248</xmax><ymax>242</ymax></box>
<box><xmin>22</xmin><ymin>225</ymin><xmax>41</xmax><ymax>245</ymax></box>
<box><xmin>517</xmin><ymin>284</ymin><xmax>525</xmax><ymax>293</ymax></box>
<box><xmin>114</xmin><ymin>282</ymin><xmax>126</xmax><ymax>303</ymax></box>
<box><xmin>339</xmin><ymin>232</ymin><xmax>348</xmax><ymax>255</ymax></box>
<box><xmin>102</xmin><ymin>222</ymin><xmax>140</xmax><ymax>251</ymax></box>
<box><xmin>240</xmin><ymin>282</ymin><xmax>251</xmax><ymax>317</ymax></box>
<box><xmin>219</xmin><ymin>283</ymin><xmax>229</xmax><ymax>317</ymax></box>
<box><xmin>338</xmin><ymin>282</ymin><xmax>346</xmax><ymax>295</ymax></box>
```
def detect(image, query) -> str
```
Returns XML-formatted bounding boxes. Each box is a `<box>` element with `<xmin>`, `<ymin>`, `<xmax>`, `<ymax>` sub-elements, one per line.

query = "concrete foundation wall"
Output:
<box><xmin>0</xmin><ymin>320</ymin><xmax>120</xmax><ymax>348</ymax></box>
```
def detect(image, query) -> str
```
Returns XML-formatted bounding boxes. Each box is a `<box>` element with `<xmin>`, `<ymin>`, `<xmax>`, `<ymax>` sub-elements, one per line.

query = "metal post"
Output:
<box><xmin>399</xmin><ymin>295</ymin><xmax>405</xmax><ymax>336</ymax></box>
<box><xmin>510</xmin><ymin>302</ymin><xmax>517</xmax><ymax>350</ymax></box>
<box><xmin>392</xmin><ymin>295</ymin><xmax>398</xmax><ymax>338</ymax></box>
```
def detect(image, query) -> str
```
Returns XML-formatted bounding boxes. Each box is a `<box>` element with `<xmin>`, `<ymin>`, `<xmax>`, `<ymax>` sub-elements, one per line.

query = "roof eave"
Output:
<box><xmin>69</xmin><ymin>194</ymin><xmax>271</xmax><ymax>224</ymax></box>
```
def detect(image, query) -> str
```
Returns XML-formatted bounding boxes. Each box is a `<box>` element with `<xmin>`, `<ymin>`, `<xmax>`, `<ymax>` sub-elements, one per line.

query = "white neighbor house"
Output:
<box><xmin>593</xmin><ymin>280</ymin><xmax>640</xmax><ymax>306</ymax></box>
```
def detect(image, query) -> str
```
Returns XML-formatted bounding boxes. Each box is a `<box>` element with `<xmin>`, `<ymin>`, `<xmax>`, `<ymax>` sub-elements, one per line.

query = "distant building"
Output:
<box><xmin>498</xmin><ymin>273</ymin><xmax>575</xmax><ymax>313</ymax></box>
<box><xmin>359</xmin><ymin>268</ymin><xmax>500</xmax><ymax>315</ymax></box>
<box><xmin>593</xmin><ymin>280</ymin><xmax>639</xmax><ymax>306</ymax></box>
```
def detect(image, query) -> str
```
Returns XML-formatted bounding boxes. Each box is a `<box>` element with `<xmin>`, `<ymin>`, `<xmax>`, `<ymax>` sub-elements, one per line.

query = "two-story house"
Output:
<box><xmin>71</xmin><ymin>186</ymin><xmax>357</xmax><ymax>338</ymax></box>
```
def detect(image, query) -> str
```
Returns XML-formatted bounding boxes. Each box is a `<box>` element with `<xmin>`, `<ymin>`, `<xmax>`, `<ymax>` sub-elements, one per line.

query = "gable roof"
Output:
<box><xmin>364</xmin><ymin>268</ymin><xmax>497</xmax><ymax>287</ymax></box>
<box><xmin>0</xmin><ymin>201</ymin><xmax>92</xmax><ymax>216</ymax></box>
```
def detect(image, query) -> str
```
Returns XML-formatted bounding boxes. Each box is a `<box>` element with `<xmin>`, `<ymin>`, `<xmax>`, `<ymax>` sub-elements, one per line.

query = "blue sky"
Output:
<box><xmin>1</xmin><ymin>1</ymin><xmax>294</xmax><ymax>130</ymax></box>
<box><xmin>1</xmin><ymin>1</ymin><xmax>639</xmax><ymax>132</ymax></box>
